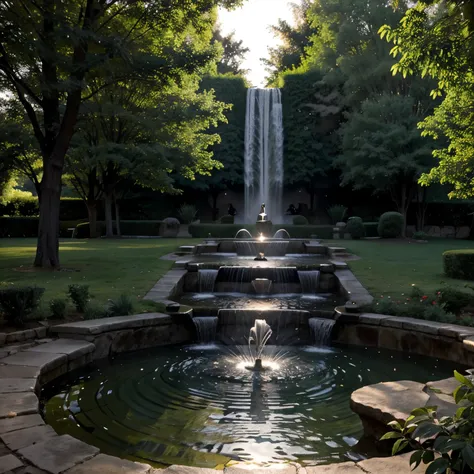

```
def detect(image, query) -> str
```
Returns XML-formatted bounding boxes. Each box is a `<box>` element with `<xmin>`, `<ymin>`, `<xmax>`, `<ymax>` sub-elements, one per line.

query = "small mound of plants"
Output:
<box><xmin>0</xmin><ymin>286</ymin><xmax>45</xmax><ymax>326</ymax></box>
<box><xmin>364</xmin><ymin>284</ymin><xmax>474</xmax><ymax>326</ymax></box>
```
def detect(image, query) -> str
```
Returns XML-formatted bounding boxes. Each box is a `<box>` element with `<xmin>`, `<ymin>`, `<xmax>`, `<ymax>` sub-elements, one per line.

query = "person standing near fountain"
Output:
<box><xmin>228</xmin><ymin>203</ymin><xmax>237</xmax><ymax>217</ymax></box>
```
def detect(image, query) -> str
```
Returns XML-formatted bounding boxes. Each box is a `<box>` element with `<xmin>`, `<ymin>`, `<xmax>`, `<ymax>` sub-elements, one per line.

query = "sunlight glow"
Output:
<box><xmin>218</xmin><ymin>0</ymin><xmax>295</xmax><ymax>87</ymax></box>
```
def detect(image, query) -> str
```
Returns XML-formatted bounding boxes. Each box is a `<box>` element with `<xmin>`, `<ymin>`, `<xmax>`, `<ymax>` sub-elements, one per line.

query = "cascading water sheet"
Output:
<box><xmin>244</xmin><ymin>88</ymin><xmax>284</xmax><ymax>223</ymax></box>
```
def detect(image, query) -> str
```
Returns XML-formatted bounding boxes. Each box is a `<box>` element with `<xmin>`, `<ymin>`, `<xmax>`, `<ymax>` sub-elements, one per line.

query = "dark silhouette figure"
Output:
<box><xmin>286</xmin><ymin>204</ymin><xmax>297</xmax><ymax>215</ymax></box>
<box><xmin>228</xmin><ymin>203</ymin><xmax>237</xmax><ymax>216</ymax></box>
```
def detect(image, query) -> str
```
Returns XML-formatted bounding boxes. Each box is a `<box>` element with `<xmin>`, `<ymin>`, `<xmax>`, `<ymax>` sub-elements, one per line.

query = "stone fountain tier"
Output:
<box><xmin>193</xmin><ymin>238</ymin><xmax>329</xmax><ymax>256</ymax></box>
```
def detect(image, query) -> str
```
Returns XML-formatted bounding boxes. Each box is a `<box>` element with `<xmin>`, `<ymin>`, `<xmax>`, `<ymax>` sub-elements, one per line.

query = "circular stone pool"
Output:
<box><xmin>43</xmin><ymin>344</ymin><xmax>456</xmax><ymax>469</ymax></box>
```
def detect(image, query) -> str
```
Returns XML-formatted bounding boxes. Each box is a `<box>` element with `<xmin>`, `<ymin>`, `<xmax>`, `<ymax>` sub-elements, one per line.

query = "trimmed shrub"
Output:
<box><xmin>0</xmin><ymin>286</ymin><xmax>45</xmax><ymax>326</ymax></box>
<box><xmin>178</xmin><ymin>204</ymin><xmax>197</xmax><ymax>224</ymax></box>
<box><xmin>68</xmin><ymin>284</ymin><xmax>90</xmax><ymax>312</ymax></box>
<box><xmin>436</xmin><ymin>286</ymin><xmax>474</xmax><ymax>314</ymax></box>
<box><xmin>293</xmin><ymin>215</ymin><xmax>309</xmax><ymax>225</ymax></box>
<box><xmin>0</xmin><ymin>217</ymin><xmax>39</xmax><ymax>237</ymax></box>
<box><xmin>107</xmin><ymin>294</ymin><xmax>134</xmax><ymax>316</ymax></box>
<box><xmin>346</xmin><ymin>216</ymin><xmax>365</xmax><ymax>239</ymax></box>
<box><xmin>220</xmin><ymin>215</ymin><xmax>234</xmax><ymax>224</ymax></box>
<box><xmin>443</xmin><ymin>250</ymin><xmax>474</xmax><ymax>280</ymax></box>
<box><xmin>75</xmin><ymin>220</ymin><xmax>163</xmax><ymax>238</ymax></box>
<box><xmin>377</xmin><ymin>212</ymin><xmax>404</xmax><ymax>238</ymax></box>
<box><xmin>49</xmin><ymin>298</ymin><xmax>67</xmax><ymax>319</ymax></box>
<box><xmin>327</xmin><ymin>205</ymin><xmax>347</xmax><ymax>224</ymax></box>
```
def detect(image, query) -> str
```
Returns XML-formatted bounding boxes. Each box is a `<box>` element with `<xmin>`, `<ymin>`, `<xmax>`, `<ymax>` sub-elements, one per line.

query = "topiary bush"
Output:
<box><xmin>378</xmin><ymin>212</ymin><xmax>404</xmax><ymax>238</ymax></box>
<box><xmin>346</xmin><ymin>216</ymin><xmax>365</xmax><ymax>239</ymax></box>
<box><xmin>293</xmin><ymin>215</ymin><xmax>309</xmax><ymax>225</ymax></box>
<box><xmin>412</xmin><ymin>230</ymin><xmax>429</xmax><ymax>240</ymax></box>
<box><xmin>68</xmin><ymin>284</ymin><xmax>90</xmax><ymax>312</ymax></box>
<box><xmin>0</xmin><ymin>286</ymin><xmax>45</xmax><ymax>326</ymax></box>
<box><xmin>49</xmin><ymin>298</ymin><xmax>67</xmax><ymax>319</ymax></box>
<box><xmin>443</xmin><ymin>250</ymin><xmax>474</xmax><ymax>280</ymax></box>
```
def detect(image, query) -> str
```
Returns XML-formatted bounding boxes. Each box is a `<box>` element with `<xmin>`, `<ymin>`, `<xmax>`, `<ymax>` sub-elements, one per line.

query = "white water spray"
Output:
<box><xmin>244</xmin><ymin>88</ymin><xmax>284</xmax><ymax>223</ymax></box>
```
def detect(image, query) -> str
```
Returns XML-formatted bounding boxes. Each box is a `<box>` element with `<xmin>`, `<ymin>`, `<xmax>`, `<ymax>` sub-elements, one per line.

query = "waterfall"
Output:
<box><xmin>234</xmin><ymin>241</ymin><xmax>257</xmax><ymax>256</ymax></box>
<box><xmin>193</xmin><ymin>317</ymin><xmax>218</xmax><ymax>343</ymax></box>
<box><xmin>198</xmin><ymin>269</ymin><xmax>218</xmax><ymax>292</ymax></box>
<box><xmin>309</xmin><ymin>318</ymin><xmax>335</xmax><ymax>346</ymax></box>
<box><xmin>244</xmin><ymin>88</ymin><xmax>284</xmax><ymax>223</ymax></box>
<box><xmin>298</xmin><ymin>270</ymin><xmax>320</xmax><ymax>293</ymax></box>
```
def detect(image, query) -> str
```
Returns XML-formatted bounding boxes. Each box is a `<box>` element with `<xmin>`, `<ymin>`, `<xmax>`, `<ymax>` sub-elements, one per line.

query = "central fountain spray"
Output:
<box><xmin>247</xmin><ymin>319</ymin><xmax>272</xmax><ymax>371</ymax></box>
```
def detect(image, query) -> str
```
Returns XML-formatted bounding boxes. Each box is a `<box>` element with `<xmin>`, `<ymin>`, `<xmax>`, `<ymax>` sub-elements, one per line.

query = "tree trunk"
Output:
<box><xmin>104</xmin><ymin>194</ymin><xmax>114</xmax><ymax>237</ymax></box>
<box><xmin>415</xmin><ymin>187</ymin><xmax>428</xmax><ymax>232</ymax></box>
<box><xmin>34</xmin><ymin>161</ymin><xmax>61</xmax><ymax>267</ymax></box>
<box><xmin>114</xmin><ymin>194</ymin><xmax>121</xmax><ymax>237</ymax></box>
<box><xmin>87</xmin><ymin>201</ymin><xmax>98</xmax><ymax>238</ymax></box>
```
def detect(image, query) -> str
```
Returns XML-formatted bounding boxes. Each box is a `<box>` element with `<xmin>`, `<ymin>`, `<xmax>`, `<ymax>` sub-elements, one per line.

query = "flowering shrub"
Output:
<box><xmin>363</xmin><ymin>284</ymin><xmax>474</xmax><ymax>325</ymax></box>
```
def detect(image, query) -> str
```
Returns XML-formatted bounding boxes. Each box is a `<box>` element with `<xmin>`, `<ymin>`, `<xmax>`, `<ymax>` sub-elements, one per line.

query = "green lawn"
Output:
<box><xmin>1</xmin><ymin>237</ymin><xmax>473</xmax><ymax>314</ymax></box>
<box><xmin>336</xmin><ymin>239</ymin><xmax>474</xmax><ymax>299</ymax></box>
<box><xmin>0</xmin><ymin>238</ymin><xmax>196</xmax><ymax>309</ymax></box>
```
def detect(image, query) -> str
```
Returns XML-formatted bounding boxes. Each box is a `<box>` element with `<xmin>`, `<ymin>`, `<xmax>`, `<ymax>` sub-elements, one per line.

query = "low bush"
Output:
<box><xmin>49</xmin><ymin>298</ymin><xmax>67</xmax><ymax>319</ymax></box>
<box><xmin>346</xmin><ymin>216</ymin><xmax>365</xmax><ymax>239</ymax></box>
<box><xmin>178</xmin><ymin>204</ymin><xmax>197</xmax><ymax>224</ymax></box>
<box><xmin>327</xmin><ymin>204</ymin><xmax>347</xmax><ymax>224</ymax></box>
<box><xmin>107</xmin><ymin>294</ymin><xmax>134</xmax><ymax>316</ymax></box>
<box><xmin>378</xmin><ymin>212</ymin><xmax>404</xmax><ymax>238</ymax></box>
<box><xmin>443</xmin><ymin>250</ymin><xmax>474</xmax><ymax>280</ymax></box>
<box><xmin>83</xmin><ymin>302</ymin><xmax>108</xmax><ymax>320</ymax></box>
<box><xmin>412</xmin><ymin>230</ymin><xmax>429</xmax><ymax>240</ymax></box>
<box><xmin>219</xmin><ymin>215</ymin><xmax>234</xmax><ymax>224</ymax></box>
<box><xmin>436</xmin><ymin>286</ymin><xmax>474</xmax><ymax>314</ymax></box>
<box><xmin>0</xmin><ymin>286</ymin><xmax>45</xmax><ymax>326</ymax></box>
<box><xmin>0</xmin><ymin>217</ymin><xmax>39</xmax><ymax>237</ymax></box>
<box><xmin>293</xmin><ymin>215</ymin><xmax>309</xmax><ymax>225</ymax></box>
<box><xmin>68</xmin><ymin>284</ymin><xmax>90</xmax><ymax>312</ymax></box>
<box><xmin>381</xmin><ymin>370</ymin><xmax>474</xmax><ymax>474</ymax></box>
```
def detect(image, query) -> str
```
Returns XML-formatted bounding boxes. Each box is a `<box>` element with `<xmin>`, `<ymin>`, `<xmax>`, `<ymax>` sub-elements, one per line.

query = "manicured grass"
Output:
<box><xmin>0</xmin><ymin>238</ymin><xmax>196</xmax><ymax>309</ymax></box>
<box><xmin>336</xmin><ymin>238</ymin><xmax>474</xmax><ymax>299</ymax></box>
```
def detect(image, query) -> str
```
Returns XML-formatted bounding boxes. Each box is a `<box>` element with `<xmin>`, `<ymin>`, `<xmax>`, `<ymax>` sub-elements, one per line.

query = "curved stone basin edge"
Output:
<box><xmin>0</xmin><ymin>311</ymin><xmax>470</xmax><ymax>474</ymax></box>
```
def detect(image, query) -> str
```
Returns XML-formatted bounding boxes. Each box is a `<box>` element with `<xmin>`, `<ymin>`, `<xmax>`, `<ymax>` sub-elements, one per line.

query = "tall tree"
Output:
<box><xmin>212</xmin><ymin>26</ymin><xmax>249</xmax><ymax>76</ymax></box>
<box><xmin>0</xmin><ymin>0</ymin><xmax>242</xmax><ymax>268</ymax></box>
<box><xmin>263</xmin><ymin>0</ymin><xmax>316</xmax><ymax>86</ymax></box>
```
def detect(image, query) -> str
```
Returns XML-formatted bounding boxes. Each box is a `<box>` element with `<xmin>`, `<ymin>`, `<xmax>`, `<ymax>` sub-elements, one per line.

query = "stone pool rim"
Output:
<box><xmin>1</xmin><ymin>311</ymin><xmax>472</xmax><ymax>474</ymax></box>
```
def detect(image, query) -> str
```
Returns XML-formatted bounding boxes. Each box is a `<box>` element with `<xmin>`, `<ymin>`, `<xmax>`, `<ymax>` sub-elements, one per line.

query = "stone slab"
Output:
<box><xmin>1</xmin><ymin>424</ymin><xmax>58</xmax><ymax>450</ymax></box>
<box><xmin>0</xmin><ymin>378</ymin><xmax>36</xmax><ymax>393</ymax></box>
<box><xmin>0</xmin><ymin>365</ymin><xmax>40</xmax><ymax>378</ymax></box>
<box><xmin>358</xmin><ymin>313</ymin><xmax>391</xmax><ymax>326</ymax></box>
<box><xmin>0</xmin><ymin>351</ymin><xmax>66</xmax><ymax>371</ymax></box>
<box><xmin>27</xmin><ymin>339</ymin><xmax>94</xmax><ymax>359</ymax></box>
<box><xmin>358</xmin><ymin>452</ymin><xmax>423</xmax><ymax>473</ymax></box>
<box><xmin>0</xmin><ymin>392</ymin><xmax>38</xmax><ymax>418</ymax></box>
<box><xmin>0</xmin><ymin>414</ymin><xmax>44</xmax><ymax>434</ymax></box>
<box><xmin>14</xmin><ymin>466</ymin><xmax>48</xmax><ymax>474</ymax></box>
<box><xmin>380</xmin><ymin>317</ymin><xmax>413</xmax><ymax>329</ymax></box>
<box><xmin>18</xmin><ymin>434</ymin><xmax>99</xmax><ymax>474</ymax></box>
<box><xmin>439</xmin><ymin>325</ymin><xmax>474</xmax><ymax>340</ymax></box>
<box><xmin>351</xmin><ymin>380</ymin><xmax>429</xmax><ymax>425</ymax></box>
<box><xmin>161</xmin><ymin>466</ymin><xmax>218</xmax><ymax>474</ymax></box>
<box><xmin>58</xmin><ymin>453</ymin><xmax>150</xmax><ymax>474</ymax></box>
<box><xmin>402</xmin><ymin>319</ymin><xmax>445</xmax><ymax>335</ymax></box>
<box><xmin>306</xmin><ymin>462</ymin><xmax>361</xmax><ymax>474</ymax></box>
<box><xmin>0</xmin><ymin>454</ymin><xmax>23</xmax><ymax>473</ymax></box>
<box><xmin>225</xmin><ymin>466</ymin><xmax>297</xmax><ymax>474</ymax></box>
<box><xmin>53</xmin><ymin>313</ymin><xmax>172</xmax><ymax>335</ymax></box>
<box><xmin>426</xmin><ymin>377</ymin><xmax>459</xmax><ymax>395</ymax></box>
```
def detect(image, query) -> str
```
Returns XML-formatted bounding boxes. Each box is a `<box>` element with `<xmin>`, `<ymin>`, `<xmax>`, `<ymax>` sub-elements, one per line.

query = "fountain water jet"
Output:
<box><xmin>247</xmin><ymin>319</ymin><xmax>272</xmax><ymax>371</ymax></box>
<box><xmin>273</xmin><ymin>229</ymin><xmax>291</xmax><ymax>239</ymax></box>
<box><xmin>235</xmin><ymin>229</ymin><xmax>253</xmax><ymax>239</ymax></box>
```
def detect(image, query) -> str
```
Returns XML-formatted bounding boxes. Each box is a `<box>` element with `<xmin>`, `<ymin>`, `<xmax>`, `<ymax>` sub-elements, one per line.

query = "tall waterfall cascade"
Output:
<box><xmin>244</xmin><ymin>88</ymin><xmax>284</xmax><ymax>223</ymax></box>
